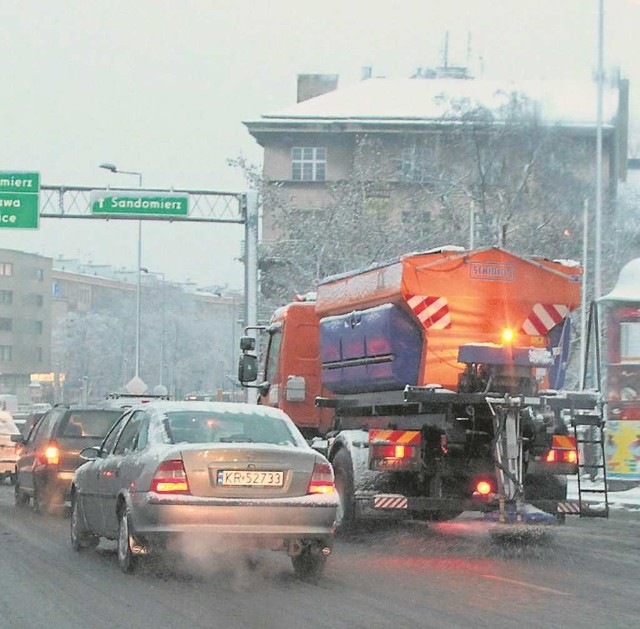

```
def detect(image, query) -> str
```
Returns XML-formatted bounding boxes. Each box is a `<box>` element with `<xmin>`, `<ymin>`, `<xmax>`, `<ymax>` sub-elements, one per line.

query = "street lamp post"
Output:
<box><xmin>99</xmin><ymin>163</ymin><xmax>144</xmax><ymax>380</ymax></box>
<box><xmin>594</xmin><ymin>0</ymin><xmax>605</xmax><ymax>300</ymax></box>
<box><xmin>141</xmin><ymin>268</ymin><xmax>166</xmax><ymax>387</ymax></box>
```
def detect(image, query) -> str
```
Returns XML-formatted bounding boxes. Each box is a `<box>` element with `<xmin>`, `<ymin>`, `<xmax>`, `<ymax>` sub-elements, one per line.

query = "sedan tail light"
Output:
<box><xmin>307</xmin><ymin>461</ymin><xmax>335</xmax><ymax>495</ymax></box>
<box><xmin>44</xmin><ymin>443</ymin><xmax>60</xmax><ymax>466</ymax></box>
<box><xmin>150</xmin><ymin>459</ymin><xmax>190</xmax><ymax>494</ymax></box>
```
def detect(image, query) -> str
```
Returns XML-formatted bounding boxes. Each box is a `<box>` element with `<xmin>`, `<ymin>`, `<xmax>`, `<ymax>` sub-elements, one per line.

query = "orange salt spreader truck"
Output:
<box><xmin>239</xmin><ymin>246</ymin><xmax>607</xmax><ymax>528</ymax></box>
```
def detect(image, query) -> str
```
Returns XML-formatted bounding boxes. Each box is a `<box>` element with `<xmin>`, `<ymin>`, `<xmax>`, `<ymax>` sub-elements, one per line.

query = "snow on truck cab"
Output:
<box><xmin>239</xmin><ymin>247</ymin><xmax>607</xmax><ymax>528</ymax></box>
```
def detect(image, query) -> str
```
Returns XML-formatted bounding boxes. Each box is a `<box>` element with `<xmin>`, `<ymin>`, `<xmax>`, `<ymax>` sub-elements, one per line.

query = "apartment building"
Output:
<box><xmin>245</xmin><ymin>73</ymin><xmax>629</xmax><ymax>247</ymax></box>
<box><xmin>0</xmin><ymin>249</ymin><xmax>52</xmax><ymax>400</ymax></box>
<box><xmin>0</xmin><ymin>250</ymin><xmax>244</xmax><ymax>403</ymax></box>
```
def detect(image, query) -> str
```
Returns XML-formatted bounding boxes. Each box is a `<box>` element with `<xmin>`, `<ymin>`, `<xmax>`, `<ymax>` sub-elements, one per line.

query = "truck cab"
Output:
<box><xmin>240</xmin><ymin>299</ymin><xmax>332</xmax><ymax>439</ymax></box>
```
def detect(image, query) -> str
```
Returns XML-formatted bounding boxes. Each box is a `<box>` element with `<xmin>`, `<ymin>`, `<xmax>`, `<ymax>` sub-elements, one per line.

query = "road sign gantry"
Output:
<box><xmin>39</xmin><ymin>185</ymin><xmax>245</xmax><ymax>224</ymax></box>
<box><xmin>0</xmin><ymin>178</ymin><xmax>258</xmax><ymax>369</ymax></box>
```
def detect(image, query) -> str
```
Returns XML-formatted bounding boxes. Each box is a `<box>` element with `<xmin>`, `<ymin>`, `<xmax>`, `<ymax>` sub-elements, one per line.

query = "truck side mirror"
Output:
<box><xmin>238</xmin><ymin>354</ymin><xmax>258</xmax><ymax>383</ymax></box>
<box><xmin>239</xmin><ymin>336</ymin><xmax>256</xmax><ymax>352</ymax></box>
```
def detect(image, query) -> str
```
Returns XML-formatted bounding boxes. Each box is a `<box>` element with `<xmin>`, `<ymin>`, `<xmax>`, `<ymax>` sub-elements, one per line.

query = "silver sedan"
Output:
<box><xmin>71</xmin><ymin>401</ymin><xmax>338</xmax><ymax>582</ymax></box>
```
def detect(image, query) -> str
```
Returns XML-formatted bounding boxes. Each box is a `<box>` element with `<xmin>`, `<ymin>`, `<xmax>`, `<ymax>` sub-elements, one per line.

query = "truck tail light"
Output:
<box><xmin>307</xmin><ymin>461</ymin><xmax>335</xmax><ymax>494</ymax></box>
<box><xmin>368</xmin><ymin>431</ymin><xmax>421</xmax><ymax>471</ymax></box>
<box><xmin>544</xmin><ymin>435</ymin><xmax>578</xmax><ymax>466</ymax></box>
<box><xmin>150</xmin><ymin>459</ymin><xmax>190</xmax><ymax>494</ymax></box>
<box><xmin>545</xmin><ymin>448</ymin><xmax>578</xmax><ymax>464</ymax></box>
<box><xmin>473</xmin><ymin>478</ymin><xmax>495</xmax><ymax>498</ymax></box>
<box><xmin>371</xmin><ymin>444</ymin><xmax>417</xmax><ymax>459</ymax></box>
<box><xmin>475</xmin><ymin>480</ymin><xmax>493</xmax><ymax>496</ymax></box>
<box><xmin>44</xmin><ymin>443</ymin><xmax>60</xmax><ymax>466</ymax></box>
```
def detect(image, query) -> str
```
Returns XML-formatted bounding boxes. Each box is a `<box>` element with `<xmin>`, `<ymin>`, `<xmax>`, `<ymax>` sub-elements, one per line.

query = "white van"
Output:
<box><xmin>0</xmin><ymin>411</ymin><xmax>19</xmax><ymax>483</ymax></box>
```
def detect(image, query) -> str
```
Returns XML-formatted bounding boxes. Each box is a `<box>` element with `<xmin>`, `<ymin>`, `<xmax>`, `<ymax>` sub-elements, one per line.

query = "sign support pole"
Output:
<box><xmin>244</xmin><ymin>190</ymin><xmax>259</xmax><ymax>404</ymax></box>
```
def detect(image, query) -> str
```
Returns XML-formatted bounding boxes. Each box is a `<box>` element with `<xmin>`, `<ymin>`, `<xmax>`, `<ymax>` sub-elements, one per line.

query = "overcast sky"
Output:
<box><xmin>1</xmin><ymin>0</ymin><xmax>638</xmax><ymax>290</ymax></box>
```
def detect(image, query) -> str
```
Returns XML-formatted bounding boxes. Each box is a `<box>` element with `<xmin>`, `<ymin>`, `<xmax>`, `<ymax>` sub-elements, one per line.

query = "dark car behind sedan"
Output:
<box><xmin>13</xmin><ymin>404</ymin><xmax>124</xmax><ymax>514</ymax></box>
<box><xmin>71</xmin><ymin>401</ymin><xmax>338</xmax><ymax>582</ymax></box>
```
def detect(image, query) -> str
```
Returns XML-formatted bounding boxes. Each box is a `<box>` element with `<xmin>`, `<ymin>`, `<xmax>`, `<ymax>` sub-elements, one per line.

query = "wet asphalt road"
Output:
<box><xmin>0</xmin><ymin>483</ymin><xmax>639</xmax><ymax>629</ymax></box>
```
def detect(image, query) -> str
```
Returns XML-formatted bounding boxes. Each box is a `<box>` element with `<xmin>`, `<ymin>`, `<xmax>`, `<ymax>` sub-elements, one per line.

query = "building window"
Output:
<box><xmin>0</xmin><ymin>263</ymin><xmax>13</xmax><ymax>277</ymax></box>
<box><xmin>24</xmin><ymin>320</ymin><xmax>43</xmax><ymax>334</ymax></box>
<box><xmin>364</xmin><ymin>196</ymin><xmax>391</xmax><ymax>219</ymax></box>
<box><xmin>0</xmin><ymin>345</ymin><xmax>12</xmax><ymax>361</ymax></box>
<box><xmin>34</xmin><ymin>267</ymin><xmax>44</xmax><ymax>281</ymax></box>
<box><xmin>0</xmin><ymin>290</ymin><xmax>12</xmax><ymax>304</ymax></box>
<box><xmin>292</xmin><ymin>147</ymin><xmax>326</xmax><ymax>181</ymax></box>
<box><xmin>398</xmin><ymin>141</ymin><xmax>438</xmax><ymax>183</ymax></box>
<box><xmin>0</xmin><ymin>318</ymin><xmax>12</xmax><ymax>331</ymax></box>
<box><xmin>35</xmin><ymin>347</ymin><xmax>43</xmax><ymax>362</ymax></box>
<box><xmin>22</xmin><ymin>293</ymin><xmax>44</xmax><ymax>307</ymax></box>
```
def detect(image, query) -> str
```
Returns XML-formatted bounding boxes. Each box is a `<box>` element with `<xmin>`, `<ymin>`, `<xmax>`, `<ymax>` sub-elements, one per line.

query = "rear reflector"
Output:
<box><xmin>307</xmin><ymin>461</ymin><xmax>335</xmax><ymax>494</ymax></box>
<box><xmin>151</xmin><ymin>459</ymin><xmax>190</xmax><ymax>494</ymax></box>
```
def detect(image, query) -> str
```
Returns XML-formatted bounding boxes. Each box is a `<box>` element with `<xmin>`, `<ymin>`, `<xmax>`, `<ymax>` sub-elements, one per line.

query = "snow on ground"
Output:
<box><xmin>567</xmin><ymin>477</ymin><xmax>640</xmax><ymax>511</ymax></box>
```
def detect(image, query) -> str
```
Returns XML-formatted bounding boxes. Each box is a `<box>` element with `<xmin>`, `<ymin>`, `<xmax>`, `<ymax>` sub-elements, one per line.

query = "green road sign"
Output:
<box><xmin>90</xmin><ymin>190</ymin><xmax>189</xmax><ymax>217</ymax></box>
<box><xmin>0</xmin><ymin>171</ymin><xmax>40</xmax><ymax>229</ymax></box>
<box><xmin>0</xmin><ymin>172</ymin><xmax>40</xmax><ymax>193</ymax></box>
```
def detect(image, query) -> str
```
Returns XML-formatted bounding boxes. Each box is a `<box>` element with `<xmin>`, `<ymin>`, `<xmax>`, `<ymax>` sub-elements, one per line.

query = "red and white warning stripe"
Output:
<box><xmin>556</xmin><ymin>501</ymin><xmax>581</xmax><ymax>514</ymax></box>
<box><xmin>521</xmin><ymin>304</ymin><xmax>569</xmax><ymax>336</ymax></box>
<box><xmin>369</xmin><ymin>430</ymin><xmax>421</xmax><ymax>445</ymax></box>
<box><xmin>551</xmin><ymin>435</ymin><xmax>577</xmax><ymax>450</ymax></box>
<box><xmin>374</xmin><ymin>494</ymin><xmax>408</xmax><ymax>510</ymax></box>
<box><xmin>406</xmin><ymin>294</ymin><xmax>451</xmax><ymax>330</ymax></box>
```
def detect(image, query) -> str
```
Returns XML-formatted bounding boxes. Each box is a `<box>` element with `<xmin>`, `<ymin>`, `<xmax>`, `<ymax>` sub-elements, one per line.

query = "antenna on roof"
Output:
<box><xmin>442</xmin><ymin>31</ymin><xmax>449</xmax><ymax>69</ymax></box>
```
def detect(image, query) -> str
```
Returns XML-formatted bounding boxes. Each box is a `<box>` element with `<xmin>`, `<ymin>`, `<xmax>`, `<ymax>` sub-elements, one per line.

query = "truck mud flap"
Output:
<box><xmin>356</xmin><ymin>494</ymin><xmax>412</xmax><ymax>520</ymax></box>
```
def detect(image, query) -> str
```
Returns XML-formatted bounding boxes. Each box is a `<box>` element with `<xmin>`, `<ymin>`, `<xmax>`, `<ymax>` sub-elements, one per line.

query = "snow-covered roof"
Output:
<box><xmin>600</xmin><ymin>257</ymin><xmax>640</xmax><ymax>302</ymax></box>
<box><xmin>246</xmin><ymin>78</ymin><xmax>620</xmax><ymax>129</ymax></box>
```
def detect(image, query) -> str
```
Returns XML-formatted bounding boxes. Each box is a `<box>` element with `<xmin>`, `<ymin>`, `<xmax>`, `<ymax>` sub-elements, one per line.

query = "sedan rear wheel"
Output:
<box><xmin>70</xmin><ymin>495</ymin><xmax>98</xmax><ymax>552</ymax></box>
<box><xmin>291</xmin><ymin>546</ymin><xmax>327</xmax><ymax>584</ymax></box>
<box><xmin>14</xmin><ymin>483</ymin><xmax>29</xmax><ymax>507</ymax></box>
<box><xmin>33</xmin><ymin>484</ymin><xmax>49</xmax><ymax>515</ymax></box>
<box><xmin>117</xmin><ymin>507</ymin><xmax>138</xmax><ymax>574</ymax></box>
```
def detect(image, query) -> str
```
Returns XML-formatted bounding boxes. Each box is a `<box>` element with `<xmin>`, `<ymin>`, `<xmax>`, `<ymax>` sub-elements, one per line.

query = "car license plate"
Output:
<box><xmin>217</xmin><ymin>470</ymin><xmax>284</xmax><ymax>487</ymax></box>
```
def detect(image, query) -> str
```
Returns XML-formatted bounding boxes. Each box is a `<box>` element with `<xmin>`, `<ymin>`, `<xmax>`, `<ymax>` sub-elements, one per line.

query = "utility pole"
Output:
<box><xmin>594</xmin><ymin>0</ymin><xmax>604</xmax><ymax>300</ymax></box>
<box><xmin>244</xmin><ymin>191</ymin><xmax>259</xmax><ymax>404</ymax></box>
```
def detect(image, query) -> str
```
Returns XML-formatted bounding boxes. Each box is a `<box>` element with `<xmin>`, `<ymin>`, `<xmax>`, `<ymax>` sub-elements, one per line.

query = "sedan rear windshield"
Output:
<box><xmin>59</xmin><ymin>410</ymin><xmax>122</xmax><ymax>438</ymax></box>
<box><xmin>165</xmin><ymin>411</ymin><xmax>299</xmax><ymax>446</ymax></box>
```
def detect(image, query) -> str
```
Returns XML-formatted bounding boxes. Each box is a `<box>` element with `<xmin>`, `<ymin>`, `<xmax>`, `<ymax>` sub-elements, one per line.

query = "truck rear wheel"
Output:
<box><xmin>14</xmin><ymin>483</ymin><xmax>30</xmax><ymax>507</ymax></box>
<box><xmin>332</xmin><ymin>449</ymin><xmax>356</xmax><ymax>533</ymax></box>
